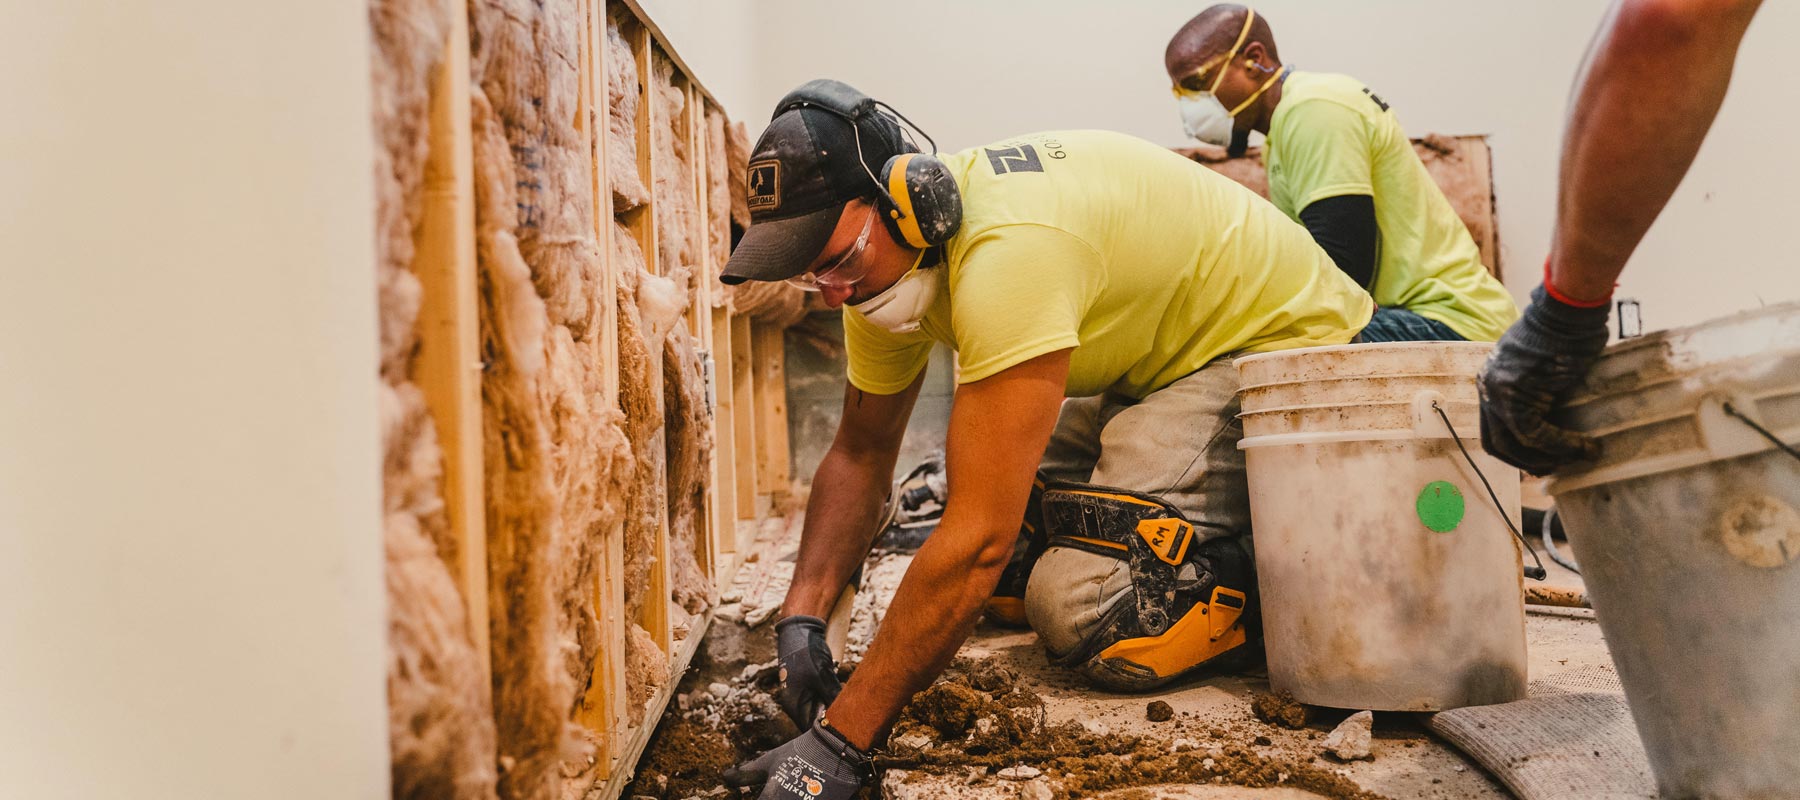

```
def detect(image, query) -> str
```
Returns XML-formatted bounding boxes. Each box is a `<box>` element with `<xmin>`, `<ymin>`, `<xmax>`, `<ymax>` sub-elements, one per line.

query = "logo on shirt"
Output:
<box><xmin>1361</xmin><ymin>87</ymin><xmax>1390</xmax><ymax>112</ymax></box>
<box><xmin>984</xmin><ymin>144</ymin><xmax>1044</xmax><ymax>175</ymax></box>
<box><xmin>747</xmin><ymin>160</ymin><xmax>780</xmax><ymax>211</ymax></box>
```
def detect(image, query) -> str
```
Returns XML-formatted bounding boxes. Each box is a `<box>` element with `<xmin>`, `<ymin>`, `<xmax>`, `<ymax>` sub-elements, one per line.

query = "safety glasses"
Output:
<box><xmin>1170</xmin><ymin>53</ymin><xmax>1232</xmax><ymax>100</ymax></box>
<box><xmin>786</xmin><ymin>205</ymin><xmax>877</xmax><ymax>292</ymax></box>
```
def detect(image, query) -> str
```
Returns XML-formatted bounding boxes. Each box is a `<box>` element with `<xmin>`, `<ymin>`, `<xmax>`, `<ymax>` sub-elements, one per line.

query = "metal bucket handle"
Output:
<box><xmin>1422</xmin><ymin>396</ymin><xmax>1549</xmax><ymax>581</ymax></box>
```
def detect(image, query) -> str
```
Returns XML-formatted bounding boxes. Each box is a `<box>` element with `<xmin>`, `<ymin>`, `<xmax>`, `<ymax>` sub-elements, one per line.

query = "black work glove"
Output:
<box><xmin>774</xmin><ymin>615</ymin><xmax>841</xmax><ymax>729</ymax></box>
<box><xmin>1477</xmin><ymin>284</ymin><xmax>1611</xmax><ymax>475</ymax></box>
<box><xmin>722</xmin><ymin>721</ymin><xmax>869</xmax><ymax>800</ymax></box>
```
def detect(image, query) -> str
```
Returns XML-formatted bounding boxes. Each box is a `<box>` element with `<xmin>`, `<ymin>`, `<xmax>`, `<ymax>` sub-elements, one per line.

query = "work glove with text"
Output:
<box><xmin>1477</xmin><ymin>284</ymin><xmax>1611</xmax><ymax>476</ymax></box>
<box><xmin>774</xmin><ymin>614</ymin><xmax>841</xmax><ymax>729</ymax></box>
<box><xmin>722</xmin><ymin>720</ymin><xmax>869</xmax><ymax>800</ymax></box>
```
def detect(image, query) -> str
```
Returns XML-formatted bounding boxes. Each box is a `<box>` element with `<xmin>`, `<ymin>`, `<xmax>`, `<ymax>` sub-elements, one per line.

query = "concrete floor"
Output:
<box><xmin>669</xmin><ymin>512</ymin><xmax>1627</xmax><ymax>800</ymax></box>
<box><xmin>862</xmin><ymin>529</ymin><xmax>1620</xmax><ymax>799</ymax></box>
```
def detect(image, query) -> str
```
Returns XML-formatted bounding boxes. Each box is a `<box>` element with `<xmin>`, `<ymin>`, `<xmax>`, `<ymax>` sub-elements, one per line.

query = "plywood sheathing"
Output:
<box><xmin>371</xmin><ymin>0</ymin><xmax>501</xmax><ymax>797</ymax></box>
<box><xmin>604</xmin><ymin>14</ymin><xmax>648</xmax><ymax>211</ymax></box>
<box><xmin>468</xmin><ymin>0</ymin><xmax>632</xmax><ymax>796</ymax></box>
<box><xmin>1178</xmin><ymin>135</ymin><xmax>1502</xmax><ymax>279</ymax></box>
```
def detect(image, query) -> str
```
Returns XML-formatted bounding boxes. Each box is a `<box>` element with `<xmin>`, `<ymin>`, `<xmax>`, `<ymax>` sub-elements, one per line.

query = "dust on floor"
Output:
<box><xmin>622</xmin><ymin>520</ymin><xmax>1614</xmax><ymax>800</ymax></box>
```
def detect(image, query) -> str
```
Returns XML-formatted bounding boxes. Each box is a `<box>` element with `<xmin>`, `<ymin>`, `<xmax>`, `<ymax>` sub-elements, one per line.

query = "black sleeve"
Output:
<box><xmin>1298</xmin><ymin>194</ymin><xmax>1378</xmax><ymax>289</ymax></box>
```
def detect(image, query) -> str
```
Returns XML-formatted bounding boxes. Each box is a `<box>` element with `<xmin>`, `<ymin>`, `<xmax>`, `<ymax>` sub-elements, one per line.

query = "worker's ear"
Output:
<box><xmin>1241</xmin><ymin>41</ymin><xmax>1274</xmax><ymax>73</ymax></box>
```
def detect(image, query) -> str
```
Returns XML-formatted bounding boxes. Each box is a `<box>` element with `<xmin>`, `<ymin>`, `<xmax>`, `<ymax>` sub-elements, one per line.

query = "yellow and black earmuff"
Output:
<box><xmin>877</xmin><ymin>152</ymin><xmax>962</xmax><ymax>249</ymax></box>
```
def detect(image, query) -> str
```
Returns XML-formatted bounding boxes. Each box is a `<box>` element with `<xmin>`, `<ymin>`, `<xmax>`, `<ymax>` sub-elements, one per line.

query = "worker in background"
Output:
<box><xmin>1480</xmin><ymin>0</ymin><xmax>1763</xmax><ymax>474</ymax></box>
<box><xmin>716</xmin><ymin>79</ymin><xmax>1373</xmax><ymax>799</ymax></box>
<box><xmin>1164</xmin><ymin>4</ymin><xmax>1519</xmax><ymax>344</ymax></box>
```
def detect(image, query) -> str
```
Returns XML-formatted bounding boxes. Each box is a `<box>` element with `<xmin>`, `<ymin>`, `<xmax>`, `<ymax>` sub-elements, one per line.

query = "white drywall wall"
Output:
<box><xmin>0</xmin><ymin>3</ymin><xmax>389</xmax><ymax>798</ymax></box>
<box><xmin>720</xmin><ymin>0</ymin><xmax>1800</xmax><ymax>331</ymax></box>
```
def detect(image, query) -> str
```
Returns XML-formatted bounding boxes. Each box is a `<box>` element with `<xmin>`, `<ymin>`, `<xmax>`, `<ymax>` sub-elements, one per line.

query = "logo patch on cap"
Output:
<box><xmin>747</xmin><ymin>160</ymin><xmax>780</xmax><ymax>211</ymax></box>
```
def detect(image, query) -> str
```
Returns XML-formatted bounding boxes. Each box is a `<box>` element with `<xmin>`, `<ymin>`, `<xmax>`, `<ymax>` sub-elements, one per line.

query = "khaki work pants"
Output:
<box><xmin>1022</xmin><ymin>357</ymin><xmax>1252</xmax><ymax>659</ymax></box>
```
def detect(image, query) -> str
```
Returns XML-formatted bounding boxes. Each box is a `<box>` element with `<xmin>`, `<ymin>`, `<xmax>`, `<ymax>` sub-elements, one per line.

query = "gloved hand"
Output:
<box><xmin>722</xmin><ymin>720</ymin><xmax>869</xmax><ymax>800</ymax></box>
<box><xmin>774</xmin><ymin>615</ymin><xmax>842</xmax><ymax>728</ymax></box>
<box><xmin>1478</xmin><ymin>284</ymin><xmax>1612</xmax><ymax>475</ymax></box>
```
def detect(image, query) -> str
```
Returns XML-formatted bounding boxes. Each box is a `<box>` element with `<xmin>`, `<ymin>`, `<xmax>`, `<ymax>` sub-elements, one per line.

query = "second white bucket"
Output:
<box><xmin>1237</xmin><ymin>342</ymin><xmax>1527</xmax><ymax>711</ymax></box>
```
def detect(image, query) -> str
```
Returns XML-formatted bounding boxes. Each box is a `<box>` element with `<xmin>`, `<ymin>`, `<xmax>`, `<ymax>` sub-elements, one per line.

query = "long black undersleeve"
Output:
<box><xmin>1298</xmin><ymin>194</ymin><xmax>1378</xmax><ymax>289</ymax></box>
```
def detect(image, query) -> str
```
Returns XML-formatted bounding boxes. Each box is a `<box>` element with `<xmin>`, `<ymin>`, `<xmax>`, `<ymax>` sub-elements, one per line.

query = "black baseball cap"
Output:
<box><xmin>721</xmin><ymin>80</ymin><xmax>913</xmax><ymax>285</ymax></box>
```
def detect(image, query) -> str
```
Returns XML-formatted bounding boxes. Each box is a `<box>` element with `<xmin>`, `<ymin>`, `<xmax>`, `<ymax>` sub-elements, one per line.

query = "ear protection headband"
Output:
<box><xmin>776</xmin><ymin>80</ymin><xmax>963</xmax><ymax>249</ymax></box>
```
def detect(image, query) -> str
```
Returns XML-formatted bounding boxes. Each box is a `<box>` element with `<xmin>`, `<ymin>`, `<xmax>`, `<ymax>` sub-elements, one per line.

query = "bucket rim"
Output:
<box><xmin>1237</xmin><ymin>371</ymin><xmax>1481</xmax><ymax>395</ymax></box>
<box><xmin>1234</xmin><ymin>340</ymin><xmax>1496</xmax><ymax>367</ymax></box>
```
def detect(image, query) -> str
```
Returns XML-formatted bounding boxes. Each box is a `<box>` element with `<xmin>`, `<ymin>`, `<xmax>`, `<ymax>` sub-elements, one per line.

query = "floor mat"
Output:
<box><xmin>1427</xmin><ymin>689</ymin><xmax>1654</xmax><ymax>800</ymax></box>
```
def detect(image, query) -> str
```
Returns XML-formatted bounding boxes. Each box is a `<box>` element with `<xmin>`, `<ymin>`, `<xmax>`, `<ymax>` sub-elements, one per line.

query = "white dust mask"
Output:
<box><xmin>1179</xmin><ymin>94</ymin><xmax>1234</xmax><ymax>146</ymax></box>
<box><xmin>851</xmin><ymin>258</ymin><xmax>940</xmax><ymax>334</ymax></box>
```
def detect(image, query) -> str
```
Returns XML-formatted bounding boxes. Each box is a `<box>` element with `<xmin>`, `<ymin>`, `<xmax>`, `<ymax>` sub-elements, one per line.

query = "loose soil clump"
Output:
<box><xmin>1252</xmin><ymin>690</ymin><xmax>1309</xmax><ymax>729</ymax></box>
<box><xmin>1145</xmin><ymin>700</ymin><xmax>1174</xmax><ymax>722</ymax></box>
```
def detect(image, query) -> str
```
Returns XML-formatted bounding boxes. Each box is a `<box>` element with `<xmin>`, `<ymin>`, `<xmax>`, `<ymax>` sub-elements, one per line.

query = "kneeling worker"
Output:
<box><xmin>1165</xmin><ymin>4</ymin><xmax>1518</xmax><ymax>343</ymax></box>
<box><xmin>719</xmin><ymin>80</ymin><xmax>1372</xmax><ymax>799</ymax></box>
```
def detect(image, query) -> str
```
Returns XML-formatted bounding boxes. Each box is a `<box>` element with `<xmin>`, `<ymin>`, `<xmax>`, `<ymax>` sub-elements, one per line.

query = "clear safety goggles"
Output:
<box><xmin>1170</xmin><ymin>53</ymin><xmax>1233</xmax><ymax>100</ymax></box>
<box><xmin>786</xmin><ymin>205</ymin><xmax>877</xmax><ymax>292</ymax></box>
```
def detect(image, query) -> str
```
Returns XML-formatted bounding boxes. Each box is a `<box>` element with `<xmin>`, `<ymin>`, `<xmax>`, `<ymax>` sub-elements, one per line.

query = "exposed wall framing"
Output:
<box><xmin>374</xmin><ymin>0</ymin><xmax>804</xmax><ymax>798</ymax></box>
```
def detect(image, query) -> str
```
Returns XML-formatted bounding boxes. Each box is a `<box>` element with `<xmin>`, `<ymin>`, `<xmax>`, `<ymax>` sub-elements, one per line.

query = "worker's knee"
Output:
<box><xmin>1023</xmin><ymin>545</ymin><xmax>1134</xmax><ymax>658</ymax></box>
<box><xmin>1020</xmin><ymin>481</ymin><xmax>1260</xmax><ymax>692</ymax></box>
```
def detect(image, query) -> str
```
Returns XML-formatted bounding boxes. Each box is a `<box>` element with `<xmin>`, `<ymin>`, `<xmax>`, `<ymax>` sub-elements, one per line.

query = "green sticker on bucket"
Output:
<box><xmin>1417</xmin><ymin>481</ymin><xmax>1466</xmax><ymax>533</ymax></box>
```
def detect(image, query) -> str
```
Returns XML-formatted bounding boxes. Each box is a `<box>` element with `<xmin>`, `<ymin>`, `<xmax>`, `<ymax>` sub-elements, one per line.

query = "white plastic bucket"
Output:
<box><xmin>1237</xmin><ymin>342</ymin><xmax>1527</xmax><ymax>711</ymax></box>
<box><xmin>1547</xmin><ymin>302</ymin><xmax>1800</xmax><ymax>798</ymax></box>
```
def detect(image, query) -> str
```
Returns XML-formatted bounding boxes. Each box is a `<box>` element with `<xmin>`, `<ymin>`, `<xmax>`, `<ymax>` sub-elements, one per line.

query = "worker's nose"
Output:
<box><xmin>820</xmin><ymin>284</ymin><xmax>853</xmax><ymax>309</ymax></box>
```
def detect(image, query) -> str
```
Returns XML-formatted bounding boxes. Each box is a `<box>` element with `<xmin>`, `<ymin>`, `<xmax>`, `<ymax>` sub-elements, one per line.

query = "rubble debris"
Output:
<box><xmin>1251</xmin><ymin>690</ymin><xmax>1309</xmax><ymax>729</ymax></box>
<box><xmin>997</xmin><ymin>765</ymin><xmax>1043</xmax><ymax>781</ymax></box>
<box><xmin>1146</xmin><ymin>701</ymin><xmax>1174</xmax><ymax>722</ymax></box>
<box><xmin>874</xmin><ymin>661</ymin><xmax>1388</xmax><ymax>800</ymax></box>
<box><xmin>1323</xmin><ymin>710</ymin><xmax>1376</xmax><ymax>762</ymax></box>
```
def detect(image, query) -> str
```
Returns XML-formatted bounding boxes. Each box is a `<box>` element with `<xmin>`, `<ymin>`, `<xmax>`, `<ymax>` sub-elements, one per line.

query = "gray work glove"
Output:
<box><xmin>1478</xmin><ymin>285</ymin><xmax>1611</xmax><ymax>476</ymax></box>
<box><xmin>775</xmin><ymin>615</ymin><xmax>841</xmax><ymax>728</ymax></box>
<box><xmin>722</xmin><ymin>720</ymin><xmax>869</xmax><ymax>800</ymax></box>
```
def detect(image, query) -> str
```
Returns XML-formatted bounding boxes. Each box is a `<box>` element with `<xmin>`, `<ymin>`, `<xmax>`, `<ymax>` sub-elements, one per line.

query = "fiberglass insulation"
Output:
<box><xmin>649</xmin><ymin>53</ymin><xmax>714</xmax><ymax>619</ymax></box>
<box><xmin>370</xmin><ymin>0</ymin><xmax>501</xmax><ymax>797</ymax></box>
<box><xmin>606</xmin><ymin>13</ymin><xmax>648</xmax><ymax>212</ymax></box>
<box><xmin>610</xmin><ymin>224</ymin><xmax>671</xmax><ymax>724</ymax></box>
<box><xmin>705</xmin><ymin>105</ymin><xmax>732</xmax><ymax>303</ymax></box>
<box><xmin>469</xmin><ymin>0</ymin><xmax>633</xmax><ymax>797</ymax></box>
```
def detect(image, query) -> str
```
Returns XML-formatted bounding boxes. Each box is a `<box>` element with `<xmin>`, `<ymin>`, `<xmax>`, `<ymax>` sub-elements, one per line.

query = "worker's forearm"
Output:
<box><xmin>1551</xmin><ymin>0</ymin><xmax>1761</xmax><ymax>302</ymax></box>
<box><xmin>782</xmin><ymin>444</ymin><xmax>896</xmax><ymax>620</ymax></box>
<box><xmin>822</xmin><ymin>509</ymin><xmax>1016</xmax><ymax>751</ymax></box>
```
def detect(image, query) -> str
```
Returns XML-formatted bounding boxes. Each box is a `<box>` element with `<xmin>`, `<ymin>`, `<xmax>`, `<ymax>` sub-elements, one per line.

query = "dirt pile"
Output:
<box><xmin>881</xmin><ymin>660</ymin><xmax>1388</xmax><ymax>800</ymax></box>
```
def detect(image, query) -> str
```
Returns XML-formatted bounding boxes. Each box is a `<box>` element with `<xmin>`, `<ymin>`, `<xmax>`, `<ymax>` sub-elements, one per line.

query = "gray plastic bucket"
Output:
<box><xmin>1548</xmin><ymin>302</ymin><xmax>1800</xmax><ymax>798</ymax></box>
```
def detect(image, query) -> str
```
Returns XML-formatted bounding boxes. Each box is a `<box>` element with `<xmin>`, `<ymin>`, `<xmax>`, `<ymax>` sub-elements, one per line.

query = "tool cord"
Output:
<box><xmin>1433</xmin><ymin>402</ymin><xmax>1548</xmax><ymax>581</ymax></box>
<box><xmin>1540</xmin><ymin>506</ymin><xmax>1581</xmax><ymax>575</ymax></box>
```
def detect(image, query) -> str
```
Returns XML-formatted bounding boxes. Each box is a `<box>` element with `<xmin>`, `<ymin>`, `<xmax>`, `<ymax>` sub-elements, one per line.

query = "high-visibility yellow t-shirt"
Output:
<box><xmin>845</xmin><ymin>129</ymin><xmax>1373</xmax><ymax>399</ymax></box>
<box><xmin>1263</xmin><ymin>71</ymin><xmax>1518</xmax><ymax>342</ymax></box>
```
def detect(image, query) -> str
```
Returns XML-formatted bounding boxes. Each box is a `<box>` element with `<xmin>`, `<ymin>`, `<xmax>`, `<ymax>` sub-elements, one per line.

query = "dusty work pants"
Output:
<box><xmin>1021</xmin><ymin>357</ymin><xmax>1251</xmax><ymax>661</ymax></box>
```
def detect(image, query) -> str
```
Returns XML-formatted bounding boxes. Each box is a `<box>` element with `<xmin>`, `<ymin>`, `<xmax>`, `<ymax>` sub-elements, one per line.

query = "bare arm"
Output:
<box><xmin>1551</xmin><ymin>0</ymin><xmax>1761</xmax><ymax>302</ymax></box>
<box><xmin>823</xmin><ymin>349</ymin><xmax>1070</xmax><ymax>750</ymax></box>
<box><xmin>782</xmin><ymin>372</ymin><xmax>927</xmax><ymax>620</ymax></box>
